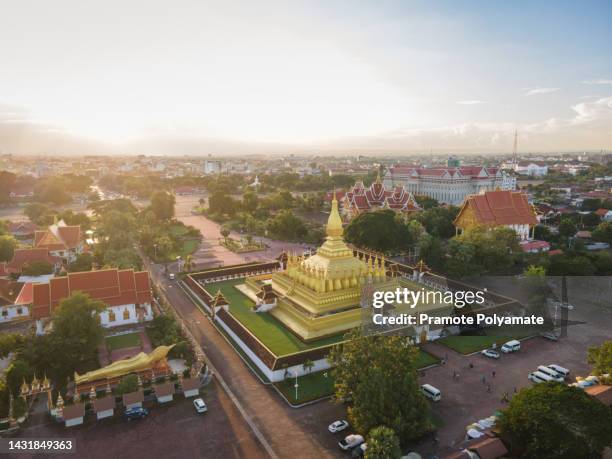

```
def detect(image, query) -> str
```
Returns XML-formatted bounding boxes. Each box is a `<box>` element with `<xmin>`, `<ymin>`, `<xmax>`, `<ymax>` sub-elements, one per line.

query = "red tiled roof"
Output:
<box><xmin>8</xmin><ymin>221</ymin><xmax>37</xmax><ymax>236</ymax></box>
<box><xmin>0</xmin><ymin>279</ymin><xmax>25</xmax><ymax>306</ymax></box>
<box><xmin>154</xmin><ymin>382</ymin><xmax>175</xmax><ymax>397</ymax></box>
<box><xmin>585</xmin><ymin>385</ymin><xmax>612</xmax><ymax>406</ymax></box>
<box><xmin>62</xmin><ymin>403</ymin><xmax>85</xmax><ymax>420</ymax></box>
<box><xmin>123</xmin><ymin>390</ymin><xmax>144</xmax><ymax>406</ymax></box>
<box><xmin>14</xmin><ymin>282</ymin><xmax>33</xmax><ymax>305</ymax></box>
<box><xmin>595</xmin><ymin>208</ymin><xmax>610</xmax><ymax>217</ymax></box>
<box><xmin>468</xmin><ymin>437</ymin><xmax>509</xmax><ymax>459</ymax></box>
<box><xmin>92</xmin><ymin>396</ymin><xmax>115</xmax><ymax>412</ymax></box>
<box><xmin>458</xmin><ymin>190</ymin><xmax>537</xmax><ymax>227</ymax></box>
<box><xmin>34</xmin><ymin>221</ymin><xmax>82</xmax><ymax>251</ymax></box>
<box><xmin>57</xmin><ymin>226</ymin><xmax>81</xmax><ymax>249</ymax></box>
<box><xmin>548</xmin><ymin>249</ymin><xmax>564</xmax><ymax>256</ymax></box>
<box><xmin>31</xmin><ymin>268</ymin><xmax>152</xmax><ymax>319</ymax></box>
<box><xmin>342</xmin><ymin>180</ymin><xmax>420</xmax><ymax>214</ymax></box>
<box><xmin>520</xmin><ymin>240</ymin><xmax>551</xmax><ymax>252</ymax></box>
<box><xmin>6</xmin><ymin>248</ymin><xmax>61</xmax><ymax>274</ymax></box>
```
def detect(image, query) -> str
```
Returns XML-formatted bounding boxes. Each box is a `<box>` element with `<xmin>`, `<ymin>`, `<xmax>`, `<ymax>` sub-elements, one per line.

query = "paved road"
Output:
<box><xmin>147</xmin><ymin>257</ymin><xmax>345</xmax><ymax>459</ymax></box>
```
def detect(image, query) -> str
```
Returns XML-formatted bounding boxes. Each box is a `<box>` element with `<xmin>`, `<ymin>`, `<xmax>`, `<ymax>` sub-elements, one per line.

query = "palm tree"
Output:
<box><xmin>184</xmin><ymin>255</ymin><xmax>194</xmax><ymax>272</ymax></box>
<box><xmin>302</xmin><ymin>359</ymin><xmax>315</xmax><ymax>373</ymax></box>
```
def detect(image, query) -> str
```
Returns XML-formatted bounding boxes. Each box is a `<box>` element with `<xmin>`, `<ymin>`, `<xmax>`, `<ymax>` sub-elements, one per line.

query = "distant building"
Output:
<box><xmin>31</xmin><ymin>268</ymin><xmax>153</xmax><ymax>329</ymax></box>
<box><xmin>34</xmin><ymin>219</ymin><xmax>84</xmax><ymax>263</ymax></box>
<box><xmin>454</xmin><ymin>190</ymin><xmax>538</xmax><ymax>240</ymax></box>
<box><xmin>204</xmin><ymin>160</ymin><xmax>223</xmax><ymax>174</ymax></box>
<box><xmin>383</xmin><ymin>165</ymin><xmax>515</xmax><ymax>205</ymax></box>
<box><xmin>0</xmin><ymin>279</ymin><xmax>32</xmax><ymax>323</ymax></box>
<box><xmin>4</xmin><ymin>248</ymin><xmax>62</xmax><ymax>276</ymax></box>
<box><xmin>341</xmin><ymin>175</ymin><xmax>420</xmax><ymax>219</ymax></box>
<box><xmin>8</xmin><ymin>221</ymin><xmax>37</xmax><ymax>239</ymax></box>
<box><xmin>514</xmin><ymin>161</ymin><xmax>548</xmax><ymax>177</ymax></box>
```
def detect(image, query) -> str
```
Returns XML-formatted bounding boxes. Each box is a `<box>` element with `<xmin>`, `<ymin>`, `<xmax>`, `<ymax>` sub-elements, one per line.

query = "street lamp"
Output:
<box><xmin>293</xmin><ymin>371</ymin><xmax>299</xmax><ymax>401</ymax></box>
<box><xmin>153</xmin><ymin>243</ymin><xmax>158</xmax><ymax>260</ymax></box>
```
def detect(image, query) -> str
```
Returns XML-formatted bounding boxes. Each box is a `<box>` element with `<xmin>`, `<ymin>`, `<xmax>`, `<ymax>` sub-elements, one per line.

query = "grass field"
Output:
<box><xmin>275</xmin><ymin>350</ymin><xmax>439</xmax><ymax>405</ymax></box>
<box><xmin>437</xmin><ymin>325</ymin><xmax>539</xmax><ymax>354</ymax></box>
<box><xmin>204</xmin><ymin>279</ymin><xmax>344</xmax><ymax>356</ymax></box>
<box><xmin>106</xmin><ymin>332</ymin><xmax>141</xmax><ymax>351</ymax></box>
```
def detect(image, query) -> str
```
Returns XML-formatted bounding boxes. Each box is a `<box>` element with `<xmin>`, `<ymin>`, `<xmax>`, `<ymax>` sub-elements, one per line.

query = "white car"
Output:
<box><xmin>481</xmin><ymin>349</ymin><xmax>500</xmax><ymax>359</ymax></box>
<box><xmin>328</xmin><ymin>420</ymin><xmax>349</xmax><ymax>433</ymax></box>
<box><xmin>193</xmin><ymin>398</ymin><xmax>207</xmax><ymax>413</ymax></box>
<box><xmin>338</xmin><ymin>434</ymin><xmax>364</xmax><ymax>451</ymax></box>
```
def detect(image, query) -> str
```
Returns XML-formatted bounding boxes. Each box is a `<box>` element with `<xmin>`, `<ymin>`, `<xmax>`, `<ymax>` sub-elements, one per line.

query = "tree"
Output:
<box><xmin>592</xmin><ymin>221</ymin><xmax>612</xmax><ymax>244</ymax></box>
<box><xmin>558</xmin><ymin>218</ymin><xmax>577</xmax><ymax>238</ymax></box>
<box><xmin>267</xmin><ymin>211</ymin><xmax>308</xmax><ymax>241</ymax></box>
<box><xmin>150</xmin><ymin>191</ymin><xmax>175</xmax><ymax>221</ymax></box>
<box><xmin>499</xmin><ymin>383</ymin><xmax>612</xmax><ymax>458</ymax></box>
<box><xmin>587</xmin><ymin>341</ymin><xmax>612</xmax><ymax>382</ymax></box>
<box><xmin>0</xmin><ymin>235</ymin><xmax>17</xmax><ymax>262</ymax></box>
<box><xmin>414</xmin><ymin>195</ymin><xmax>439</xmax><ymax>210</ymax></box>
<box><xmin>68</xmin><ymin>253</ymin><xmax>94</xmax><ymax>272</ymax></box>
<box><xmin>329</xmin><ymin>329</ymin><xmax>430</xmax><ymax>446</ymax></box>
<box><xmin>0</xmin><ymin>170</ymin><xmax>16</xmax><ymax>204</ymax></box>
<box><xmin>220</xmin><ymin>227</ymin><xmax>231</xmax><ymax>244</ymax></box>
<box><xmin>242</xmin><ymin>191</ymin><xmax>259</xmax><ymax>213</ymax></box>
<box><xmin>116</xmin><ymin>374</ymin><xmax>139</xmax><ymax>395</ymax></box>
<box><xmin>365</xmin><ymin>426</ymin><xmax>401</xmax><ymax>459</ymax></box>
<box><xmin>23</xmin><ymin>203</ymin><xmax>51</xmax><ymax>225</ymax></box>
<box><xmin>208</xmin><ymin>192</ymin><xmax>238</xmax><ymax>216</ymax></box>
<box><xmin>22</xmin><ymin>260</ymin><xmax>54</xmax><ymax>276</ymax></box>
<box><xmin>146</xmin><ymin>315</ymin><xmax>181</xmax><ymax>347</ymax></box>
<box><xmin>344</xmin><ymin>210</ymin><xmax>414</xmax><ymax>254</ymax></box>
<box><xmin>5</xmin><ymin>359</ymin><xmax>33</xmax><ymax>397</ymax></box>
<box><xmin>51</xmin><ymin>293</ymin><xmax>105</xmax><ymax>380</ymax></box>
<box><xmin>184</xmin><ymin>254</ymin><xmax>194</xmax><ymax>272</ymax></box>
<box><xmin>0</xmin><ymin>333</ymin><xmax>24</xmax><ymax>359</ymax></box>
<box><xmin>534</xmin><ymin>224</ymin><xmax>553</xmax><ymax>241</ymax></box>
<box><xmin>302</xmin><ymin>359</ymin><xmax>315</xmax><ymax>373</ymax></box>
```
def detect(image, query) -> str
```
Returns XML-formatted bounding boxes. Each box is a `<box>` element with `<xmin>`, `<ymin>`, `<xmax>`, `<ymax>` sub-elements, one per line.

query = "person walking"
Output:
<box><xmin>492</xmin><ymin>370</ymin><xmax>496</xmax><ymax>378</ymax></box>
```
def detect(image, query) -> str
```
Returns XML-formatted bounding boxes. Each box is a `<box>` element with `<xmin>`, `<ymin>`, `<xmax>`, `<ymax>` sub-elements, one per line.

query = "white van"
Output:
<box><xmin>421</xmin><ymin>384</ymin><xmax>442</xmax><ymax>401</ymax></box>
<box><xmin>548</xmin><ymin>364</ymin><xmax>570</xmax><ymax>378</ymax></box>
<box><xmin>537</xmin><ymin>366</ymin><xmax>565</xmax><ymax>382</ymax></box>
<box><xmin>528</xmin><ymin>371</ymin><xmax>553</xmax><ymax>384</ymax></box>
<box><xmin>501</xmin><ymin>340</ymin><xmax>521</xmax><ymax>353</ymax></box>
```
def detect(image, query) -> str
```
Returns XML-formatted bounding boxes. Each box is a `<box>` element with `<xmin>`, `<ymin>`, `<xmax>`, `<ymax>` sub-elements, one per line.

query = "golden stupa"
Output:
<box><xmin>267</xmin><ymin>192</ymin><xmax>388</xmax><ymax>341</ymax></box>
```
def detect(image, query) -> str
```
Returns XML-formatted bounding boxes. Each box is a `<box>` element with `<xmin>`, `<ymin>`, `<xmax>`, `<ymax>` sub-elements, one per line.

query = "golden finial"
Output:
<box><xmin>56</xmin><ymin>393</ymin><xmax>64</xmax><ymax>409</ymax></box>
<box><xmin>326</xmin><ymin>190</ymin><xmax>344</xmax><ymax>238</ymax></box>
<box><xmin>42</xmin><ymin>374</ymin><xmax>50</xmax><ymax>390</ymax></box>
<box><xmin>20</xmin><ymin>378</ymin><xmax>29</xmax><ymax>396</ymax></box>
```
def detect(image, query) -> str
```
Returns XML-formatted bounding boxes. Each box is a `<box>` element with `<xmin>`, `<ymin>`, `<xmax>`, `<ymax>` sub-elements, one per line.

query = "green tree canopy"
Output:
<box><xmin>329</xmin><ymin>329</ymin><xmax>430</xmax><ymax>446</ymax></box>
<box><xmin>587</xmin><ymin>341</ymin><xmax>612</xmax><ymax>381</ymax></box>
<box><xmin>0</xmin><ymin>235</ymin><xmax>17</xmax><ymax>262</ymax></box>
<box><xmin>558</xmin><ymin>218</ymin><xmax>577</xmax><ymax>238</ymax></box>
<box><xmin>150</xmin><ymin>190</ymin><xmax>176</xmax><ymax>221</ymax></box>
<box><xmin>365</xmin><ymin>426</ymin><xmax>402</xmax><ymax>459</ymax></box>
<box><xmin>345</xmin><ymin>210</ymin><xmax>415</xmax><ymax>254</ymax></box>
<box><xmin>499</xmin><ymin>382</ymin><xmax>612</xmax><ymax>458</ymax></box>
<box><xmin>592</xmin><ymin>221</ymin><xmax>612</xmax><ymax>244</ymax></box>
<box><xmin>267</xmin><ymin>211</ymin><xmax>308</xmax><ymax>240</ymax></box>
<box><xmin>116</xmin><ymin>374</ymin><xmax>139</xmax><ymax>395</ymax></box>
<box><xmin>22</xmin><ymin>260</ymin><xmax>54</xmax><ymax>276</ymax></box>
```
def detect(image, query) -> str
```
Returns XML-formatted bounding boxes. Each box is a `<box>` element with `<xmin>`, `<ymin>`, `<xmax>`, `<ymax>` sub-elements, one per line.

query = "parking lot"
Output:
<box><xmin>12</xmin><ymin>380</ymin><xmax>267</xmax><ymax>459</ymax></box>
<box><xmin>418</xmin><ymin>297</ymin><xmax>612</xmax><ymax>456</ymax></box>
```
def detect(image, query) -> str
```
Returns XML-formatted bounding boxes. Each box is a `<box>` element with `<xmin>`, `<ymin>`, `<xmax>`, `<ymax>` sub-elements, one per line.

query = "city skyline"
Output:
<box><xmin>1</xmin><ymin>0</ymin><xmax>611</xmax><ymax>155</ymax></box>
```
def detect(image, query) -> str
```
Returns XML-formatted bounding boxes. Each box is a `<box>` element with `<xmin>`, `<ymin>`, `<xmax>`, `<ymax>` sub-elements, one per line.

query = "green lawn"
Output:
<box><xmin>275</xmin><ymin>370</ymin><xmax>336</xmax><ymax>405</ymax></box>
<box><xmin>275</xmin><ymin>351</ymin><xmax>439</xmax><ymax>405</ymax></box>
<box><xmin>438</xmin><ymin>323</ymin><xmax>541</xmax><ymax>354</ymax></box>
<box><xmin>204</xmin><ymin>279</ymin><xmax>344</xmax><ymax>356</ymax></box>
<box><xmin>106</xmin><ymin>332</ymin><xmax>141</xmax><ymax>351</ymax></box>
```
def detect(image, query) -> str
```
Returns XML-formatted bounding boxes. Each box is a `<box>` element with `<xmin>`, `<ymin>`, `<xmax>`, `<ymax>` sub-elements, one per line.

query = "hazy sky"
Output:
<box><xmin>1</xmin><ymin>0</ymin><xmax>611</xmax><ymax>155</ymax></box>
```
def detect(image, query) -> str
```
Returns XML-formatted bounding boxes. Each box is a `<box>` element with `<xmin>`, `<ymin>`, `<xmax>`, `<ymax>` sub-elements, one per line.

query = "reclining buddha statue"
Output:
<box><xmin>74</xmin><ymin>344</ymin><xmax>175</xmax><ymax>385</ymax></box>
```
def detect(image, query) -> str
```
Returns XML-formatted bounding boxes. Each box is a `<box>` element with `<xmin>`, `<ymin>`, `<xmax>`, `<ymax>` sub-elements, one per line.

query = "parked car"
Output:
<box><xmin>548</xmin><ymin>364</ymin><xmax>570</xmax><ymax>378</ymax></box>
<box><xmin>481</xmin><ymin>349</ymin><xmax>500</xmax><ymax>359</ymax></box>
<box><xmin>169</xmin><ymin>273</ymin><xmax>176</xmax><ymax>280</ymax></box>
<box><xmin>124</xmin><ymin>407</ymin><xmax>149</xmax><ymax>420</ymax></box>
<box><xmin>193</xmin><ymin>398</ymin><xmax>207</xmax><ymax>414</ymax></box>
<box><xmin>536</xmin><ymin>365</ymin><xmax>565</xmax><ymax>382</ymax></box>
<box><xmin>421</xmin><ymin>384</ymin><xmax>441</xmax><ymax>402</ymax></box>
<box><xmin>540</xmin><ymin>331</ymin><xmax>559</xmax><ymax>341</ymax></box>
<box><xmin>338</xmin><ymin>434</ymin><xmax>364</xmax><ymax>451</ymax></box>
<box><xmin>328</xmin><ymin>420</ymin><xmax>349</xmax><ymax>433</ymax></box>
<box><xmin>528</xmin><ymin>371</ymin><xmax>553</xmax><ymax>384</ymax></box>
<box><xmin>501</xmin><ymin>340</ymin><xmax>521</xmax><ymax>353</ymax></box>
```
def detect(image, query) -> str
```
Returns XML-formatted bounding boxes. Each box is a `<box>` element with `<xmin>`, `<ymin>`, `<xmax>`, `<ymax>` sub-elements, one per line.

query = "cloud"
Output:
<box><xmin>570</xmin><ymin>96</ymin><xmax>612</xmax><ymax>125</ymax></box>
<box><xmin>525</xmin><ymin>87</ymin><xmax>560</xmax><ymax>96</ymax></box>
<box><xmin>582</xmin><ymin>79</ymin><xmax>612</xmax><ymax>85</ymax></box>
<box><xmin>456</xmin><ymin>100</ymin><xmax>487</xmax><ymax>105</ymax></box>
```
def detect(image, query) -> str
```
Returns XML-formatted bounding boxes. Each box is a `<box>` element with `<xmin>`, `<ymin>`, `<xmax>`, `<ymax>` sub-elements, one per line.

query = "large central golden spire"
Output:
<box><xmin>326</xmin><ymin>190</ymin><xmax>344</xmax><ymax>238</ymax></box>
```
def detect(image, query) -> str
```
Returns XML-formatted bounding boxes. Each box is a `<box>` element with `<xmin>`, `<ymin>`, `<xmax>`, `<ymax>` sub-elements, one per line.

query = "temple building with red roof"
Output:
<box><xmin>34</xmin><ymin>219</ymin><xmax>84</xmax><ymax>263</ymax></box>
<box><xmin>341</xmin><ymin>174</ymin><xmax>420</xmax><ymax>219</ymax></box>
<box><xmin>4</xmin><ymin>248</ymin><xmax>62</xmax><ymax>276</ymax></box>
<box><xmin>0</xmin><ymin>279</ymin><xmax>32</xmax><ymax>323</ymax></box>
<box><xmin>454</xmin><ymin>190</ymin><xmax>538</xmax><ymax>240</ymax></box>
<box><xmin>31</xmin><ymin>268</ymin><xmax>153</xmax><ymax>328</ymax></box>
<box><xmin>383</xmin><ymin>164</ymin><xmax>515</xmax><ymax>205</ymax></box>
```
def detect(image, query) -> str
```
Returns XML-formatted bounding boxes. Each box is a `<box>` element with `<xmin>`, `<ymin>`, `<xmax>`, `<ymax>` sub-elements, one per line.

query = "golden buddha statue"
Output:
<box><xmin>74</xmin><ymin>344</ymin><xmax>175</xmax><ymax>385</ymax></box>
